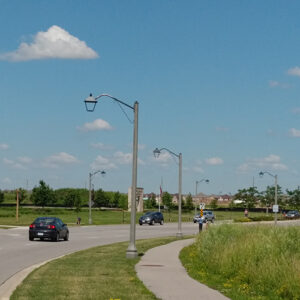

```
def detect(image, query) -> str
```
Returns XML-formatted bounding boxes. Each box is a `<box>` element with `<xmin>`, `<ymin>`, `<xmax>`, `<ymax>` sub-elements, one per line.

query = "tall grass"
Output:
<box><xmin>180</xmin><ymin>224</ymin><xmax>300</xmax><ymax>299</ymax></box>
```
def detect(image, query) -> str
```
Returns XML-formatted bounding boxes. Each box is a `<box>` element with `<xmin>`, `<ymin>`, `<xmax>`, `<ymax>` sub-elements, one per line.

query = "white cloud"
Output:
<box><xmin>237</xmin><ymin>154</ymin><xmax>287</xmax><ymax>172</ymax></box>
<box><xmin>292</xmin><ymin>107</ymin><xmax>300</xmax><ymax>114</ymax></box>
<box><xmin>151</xmin><ymin>151</ymin><xmax>173</xmax><ymax>167</ymax></box>
<box><xmin>114</xmin><ymin>151</ymin><xmax>145</xmax><ymax>165</ymax></box>
<box><xmin>0</xmin><ymin>25</ymin><xmax>98</xmax><ymax>61</ymax></box>
<box><xmin>268</xmin><ymin>80</ymin><xmax>291</xmax><ymax>89</ymax></box>
<box><xmin>2</xmin><ymin>177</ymin><xmax>12</xmax><ymax>185</ymax></box>
<box><xmin>269</xmin><ymin>80</ymin><xmax>279</xmax><ymax>87</ymax></box>
<box><xmin>289</xmin><ymin>128</ymin><xmax>300</xmax><ymax>137</ymax></box>
<box><xmin>114</xmin><ymin>151</ymin><xmax>132</xmax><ymax>165</ymax></box>
<box><xmin>78</xmin><ymin>119</ymin><xmax>112</xmax><ymax>132</ymax></box>
<box><xmin>0</xmin><ymin>143</ymin><xmax>9</xmax><ymax>150</ymax></box>
<box><xmin>90</xmin><ymin>142</ymin><xmax>114</xmax><ymax>150</ymax></box>
<box><xmin>287</xmin><ymin>66</ymin><xmax>300</xmax><ymax>77</ymax></box>
<box><xmin>43</xmin><ymin>152</ymin><xmax>79</xmax><ymax>168</ymax></box>
<box><xmin>17</xmin><ymin>156</ymin><xmax>32</xmax><ymax>164</ymax></box>
<box><xmin>205</xmin><ymin>157</ymin><xmax>223</xmax><ymax>165</ymax></box>
<box><xmin>90</xmin><ymin>155</ymin><xmax>117</xmax><ymax>170</ymax></box>
<box><xmin>3</xmin><ymin>158</ymin><xmax>26</xmax><ymax>169</ymax></box>
<box><xmin>192</xmin><ymin>160</ymin><xmax>204</xmax><ymax>173</ymax></box>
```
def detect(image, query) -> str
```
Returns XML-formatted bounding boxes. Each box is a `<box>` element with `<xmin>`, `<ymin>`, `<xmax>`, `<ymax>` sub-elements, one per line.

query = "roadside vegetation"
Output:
<box><xmin>0</xmin><ymin>205</ymin><xmax>277</xmax><ymax>226</ymax></box>
<box><xmin>180</xmin><ymin>224</ymin><xmax>300</xmax><ymax>300</ymax></box>
<box><xmin>11</xmin><ymin>236</ymin><xmax>180</xmax><ymax>300</ymax></box>
<box><xmin>1</xmin><ymin>179</ymin><xmax>299</xmax><ymax>226</ymax></box>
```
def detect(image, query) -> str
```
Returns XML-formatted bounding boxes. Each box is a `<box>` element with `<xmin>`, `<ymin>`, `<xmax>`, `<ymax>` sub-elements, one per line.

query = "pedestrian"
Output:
<box><xmin>244</xmin><ymin>209</ymin><xmax>248</xmax><ymax>218</ymax></box>
<box><xmin>198</xmin><ymin>216</ymin><xmax>204</xmax><ymax>232</ymax></box>
<box><xmin>77</xmin><ymin>217</ymin><xmax>81</xmax><ymax>225</ymax></box>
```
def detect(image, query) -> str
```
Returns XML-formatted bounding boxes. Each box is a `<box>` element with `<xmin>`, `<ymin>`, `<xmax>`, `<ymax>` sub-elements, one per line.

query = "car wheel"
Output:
<box><xmin>56</xmin><ymin>232</ymin><xmax>60</xmax><ymax>242</ymax></box>
<box><xmin>29</xmin><ymin>235</ymin><xmax>34</xmax><ymax>241</ymax></box>
<box><xmin>160</xmin><ymin>220</ymin><xmax>164</xmax><ymax>225</ymax></box>
<box><xmin>139</xmin><ymin>223</ymin><xmax>143</xmax><ymax>226</ymax></box>
<box><xmin>64</xmin><ymin>231</ymin><xmax>69</xmax><ymax>241</ymax></box>
<box><xmin>150</xmin><ymin>220</ymin><xmax>154</xmax><ymax>225</ymax></box>
<box><xmin>211</xmin><ymin>218</ymin><xmax>214</xmax><ymax>223</ymax></box>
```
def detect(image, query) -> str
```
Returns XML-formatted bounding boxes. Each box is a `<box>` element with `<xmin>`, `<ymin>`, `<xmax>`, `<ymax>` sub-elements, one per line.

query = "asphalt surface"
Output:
<box><xmin>0</xmin><ymin>222</ymin><xmax>199</xmax><ymax>298</ymax></box>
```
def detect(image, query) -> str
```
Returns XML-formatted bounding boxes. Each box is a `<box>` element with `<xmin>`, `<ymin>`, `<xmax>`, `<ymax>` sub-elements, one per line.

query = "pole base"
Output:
<box><xmin>176</xmin><ymin>232</ymin><xmax>183</xmax><ymax>238</ymax></box>
<box><xmin>126</xmin><ymin>249</ymin><xmax>138</xmax><ymax>259</ymax></box>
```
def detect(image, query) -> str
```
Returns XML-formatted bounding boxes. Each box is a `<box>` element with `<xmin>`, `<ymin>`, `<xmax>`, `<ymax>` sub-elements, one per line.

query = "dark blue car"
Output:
<box><xmin>29</xmin><ymin>217</ymin><xmax>69</xmax><ymax>241</ymax></box>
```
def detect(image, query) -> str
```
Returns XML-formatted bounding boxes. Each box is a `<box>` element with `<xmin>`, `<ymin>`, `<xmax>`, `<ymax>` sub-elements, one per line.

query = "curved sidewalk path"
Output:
<box><xmin>136</xmin><ymin>238</ymin><xmax>230</xmax><ymax>300</ymax></box>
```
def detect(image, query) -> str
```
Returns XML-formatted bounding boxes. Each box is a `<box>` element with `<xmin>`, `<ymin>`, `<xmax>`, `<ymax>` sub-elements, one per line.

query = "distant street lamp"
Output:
<box><xmin>84</xmin><ymin>93</ymin><xmax>139</xmax><ymax>259</ymax></box>
<box><xmin>88</xmin><ymin>170</ymin><xmax>106</xmax><ymax>225</ymax></box>
<box><xmin>259</xmin><ymin>171</ymin><xmax>278</xmax><ymax>225</ymax></box>
<box><xmin>195</xmin><ymin>179</ymin><xmax>209</xmax><ymax>214</ymax></box>
<box><xmin>153</xmin><ymin>147</ymin><xmax>183</xmax><ymax>238</ymax></box>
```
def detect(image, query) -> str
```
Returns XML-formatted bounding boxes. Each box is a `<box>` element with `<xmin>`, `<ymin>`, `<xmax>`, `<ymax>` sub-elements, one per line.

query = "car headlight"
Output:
<box><xmin>146</xmin><ymin>217</ymin><xmax>150</xmax><ymax>221</ymax></box>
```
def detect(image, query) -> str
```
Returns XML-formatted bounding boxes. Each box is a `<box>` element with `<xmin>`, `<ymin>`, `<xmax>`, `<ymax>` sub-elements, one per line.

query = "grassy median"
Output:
<box><xmin>180</xmin><ymin>224</ymin><xmax>300</xmax><ymax>300</ymax></box>
<box><xmin>11</xmin><ymin>236</ymin><xmax>181</xmax><ymax>300</ymax></box>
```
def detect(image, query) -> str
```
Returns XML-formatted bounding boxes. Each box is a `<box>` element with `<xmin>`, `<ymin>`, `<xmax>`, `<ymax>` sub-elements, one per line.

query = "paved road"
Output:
<box><xmin>0</xmin><ymin>222</ymin><xmax>199</xmax><ymax>287</ymax></box>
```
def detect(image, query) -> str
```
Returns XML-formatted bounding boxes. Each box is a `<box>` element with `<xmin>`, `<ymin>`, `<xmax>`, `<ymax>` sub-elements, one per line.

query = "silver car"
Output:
<box><xmin>193</xmin><ymin>210</ymin><xmax>215</xmax><ymax>223</ymax></box>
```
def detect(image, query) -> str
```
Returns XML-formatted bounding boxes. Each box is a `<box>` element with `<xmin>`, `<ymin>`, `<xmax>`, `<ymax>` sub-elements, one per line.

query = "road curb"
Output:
<box><xmin>0</xmin><ymin>254</ymin><xmax>65</xmax><ymax>300</ymax></box>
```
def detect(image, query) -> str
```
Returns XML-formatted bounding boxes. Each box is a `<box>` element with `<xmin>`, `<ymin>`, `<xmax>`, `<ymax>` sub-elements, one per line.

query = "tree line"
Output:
<box><xmin>0</xmin><ymin>180</ymin><xmax>128</xmax><ymax>210</ymax></box>
<box><xmin>233</xmin><ymin>185</ymin><xmax>300</xmax><ymax>211</ymax></box>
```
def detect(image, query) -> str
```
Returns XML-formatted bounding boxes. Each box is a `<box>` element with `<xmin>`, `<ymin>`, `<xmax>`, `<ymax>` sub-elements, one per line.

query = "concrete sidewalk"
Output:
<box><xmin>136</xmin><ymin>238</ymin><xmax>230</xmax><ymax>300</ymax></box>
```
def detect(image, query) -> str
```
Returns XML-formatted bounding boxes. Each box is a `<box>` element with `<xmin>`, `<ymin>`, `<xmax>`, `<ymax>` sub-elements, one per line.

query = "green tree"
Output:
<box><xmin>15</xmin><ymin>188</ymin><xmax>27</xmax><ymax>204</ymax></box>
<box><xmin>0</xmin><ymin>190</ymin><xmax>4</xmax><ymax>204</ymax></box>
<box><xmin>74</xmin><ymin>193</ymin><xmax>82</xmax><ymax>215</ymax></box>
<box><xmin>146</xmin><ymin>193</ymin><xmax>156</xmax><ymax>209</ymax></box>
<box><xmin>184</xmin><ymin>193</ymin><xmax>194</xmax><ymax>211</ymax></box>
<box><xmin>210</xmin><ymin>198</ymin><xmax>218</xmax><ymax>210</ymax></box>
<box><xmin>286</xmin><ymin>188</ymin><xmax>300</xmax><ymax>210</ymax></box>
<box><xmin>64</xmin><ymin>190</ymin><xmax>80</xmax><ymax>208</ymax></box>
<box><xmin>31</xmin><ymin>180</ymin><xmax>56</xmax><ymax>207</ymax></box>
<box><xmin>118</xmin><ymin>193</ymin><xmax>128</xmax><ymax>210</ymax></box>
<box><xmin>94</xmin><ymin>188</ymin><xmax>109</xmax><ymax>207</ymax></box>
<box><xmin>162</xmin><ymin>192</ymin><xmax>173</xmax><ymax>210</ymax></box>
<box><xmin>261</xmin><ymin>185</ymin><xmax>283</xmax><ymax>213</ymax></box>
<box><xmin>234</xmin><ymin>186</ymin><xmax>259</xmax><ymax>209</ymax></box>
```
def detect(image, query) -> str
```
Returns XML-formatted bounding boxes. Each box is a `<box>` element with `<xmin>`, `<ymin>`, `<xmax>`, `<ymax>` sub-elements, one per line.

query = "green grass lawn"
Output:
<box><xmin>180</xmin><ymin>224</ymin><xmax>300</xmax><ymax>300</ymax></box>
<box><xmin>0</xmin><ymin>206</ymin><xmax>279</xmax><ymax>226</ymax></box>
<box><xmin>11</xmin><ymin>236</ymin><xmax>181</xmax><ymax>300</ymax></box>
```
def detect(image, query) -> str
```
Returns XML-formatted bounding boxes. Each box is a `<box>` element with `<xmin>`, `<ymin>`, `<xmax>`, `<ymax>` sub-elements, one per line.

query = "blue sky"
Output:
<box><xmin>1</xmin><ymin>0</ymin><xmax>300</xmax><ymax>195</ymax></box>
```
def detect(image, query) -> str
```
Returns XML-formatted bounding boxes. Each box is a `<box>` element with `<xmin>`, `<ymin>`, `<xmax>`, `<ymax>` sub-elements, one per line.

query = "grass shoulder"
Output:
<box><xmin>11</xmin><ymin>236</ymin><xmax>190</xmax><ymax>300</ymax></box>
<box><xmin>180</xmin><ymin>224</ymin><xmax>300</xmax><ymax>299</ymax></box>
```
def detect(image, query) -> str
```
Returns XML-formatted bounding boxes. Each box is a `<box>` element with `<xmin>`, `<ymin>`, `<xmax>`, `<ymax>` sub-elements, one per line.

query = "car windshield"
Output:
<box><xmin>34</xmin><ymin>218</ymin><xmax>56</xmax><ymax>224</ymax></box>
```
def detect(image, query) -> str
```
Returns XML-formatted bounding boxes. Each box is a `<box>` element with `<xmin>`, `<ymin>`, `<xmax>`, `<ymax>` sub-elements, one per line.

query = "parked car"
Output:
<box><xmin>193</xmin><ymin>210</ymin><xmax>215</xmax><ymax>223</ymax></box>
<box><xmin>285</xmin><ymin>210</ymin><xmax>300</xmax><ymax>219</ymax></box>
<box><xmin>139</xmin><ymin>211</ymin><xmax>164</xmax><ymax>225</ymax></box>
<box><xmin>29</xmin><ymin>217</ymin><xmax>69</xmax><ymax>241</ymax></box>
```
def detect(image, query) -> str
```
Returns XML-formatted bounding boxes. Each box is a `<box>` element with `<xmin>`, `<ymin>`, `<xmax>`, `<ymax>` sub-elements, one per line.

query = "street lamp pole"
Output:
<box><xmin>195</xmin><ymin>179</ymin><xmax>209</xmax><ymax>214</ymax></box>
<box><xmin>84</xmin><ymin>93</ymin><xmax>139</xmax><ymax>258</ymax></box>
<box><xmin>153</xmin><ymin>147</ymin><xmax>183</xmax><ymax>238</ymax></box>
<box><xmin>88</xmin><ymin>170</ymin><xmax>106</xmax><ymax>225</ymax></box>
<box><xmin>259</xmin><ymin>171</ymin><xmax>278</xmax><ymax>225</ymax></box>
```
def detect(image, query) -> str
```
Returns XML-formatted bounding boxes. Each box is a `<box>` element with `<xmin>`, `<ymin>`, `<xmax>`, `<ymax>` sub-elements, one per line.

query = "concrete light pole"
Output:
<box><xmin>259</xmin><ymin>171</ymin><xmax>278</xmax><ymax>225</ymax></box>
<box><xmin>84</xmin><ymin>93</ymin><xmax>139</xmax><ymax>258</ymax></box>
<box><xmin>153</xmin><ymin>147</ymin><xmax>183</xmax><ymax>238</ymax></box>
<box><xmin>88</xmin><ymin>170</ymin><xmax>106</xmax><ymax>225</ymax></box>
